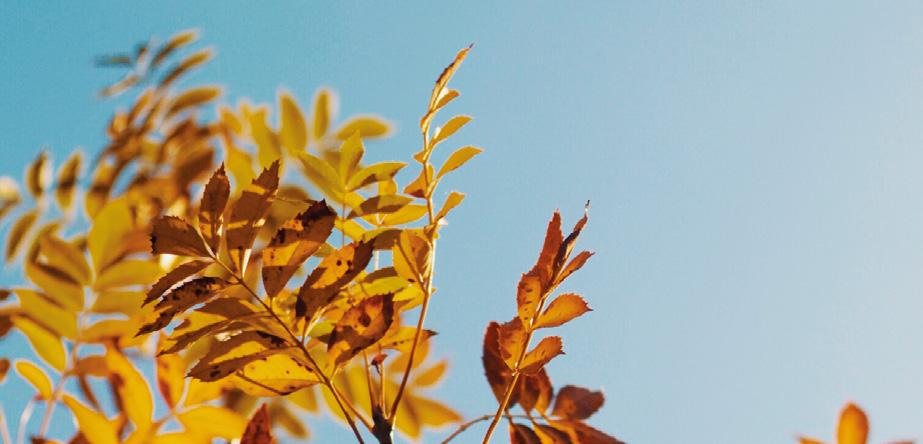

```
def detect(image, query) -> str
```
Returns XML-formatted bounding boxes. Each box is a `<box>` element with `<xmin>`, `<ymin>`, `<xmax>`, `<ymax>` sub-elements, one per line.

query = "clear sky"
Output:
<box><xmin>3</xmin><ymin>1</ymin><xmax>923</xmax><ymax>443</ymax></box>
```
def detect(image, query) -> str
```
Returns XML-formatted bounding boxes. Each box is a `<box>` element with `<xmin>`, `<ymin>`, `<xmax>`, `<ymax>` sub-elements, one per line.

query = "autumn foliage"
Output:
<box><xmin>0</xmin><ymin>30</ymin><xmax>625</xmax><ymax>443</ymax></box>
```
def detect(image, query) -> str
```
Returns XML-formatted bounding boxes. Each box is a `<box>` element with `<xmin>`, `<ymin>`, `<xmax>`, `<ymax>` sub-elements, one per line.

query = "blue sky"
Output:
<box><xmin>3</xmin><ymin>1</ymin><xmax>923</xmax><ymax>443</ymax></box>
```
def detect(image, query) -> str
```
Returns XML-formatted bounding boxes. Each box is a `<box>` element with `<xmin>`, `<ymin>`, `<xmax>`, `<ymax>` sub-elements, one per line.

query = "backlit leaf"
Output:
<box><xmin>166</xmin><ymin>86</ymin><xmax>221</xmax><ymax>118</ymax></box>
<box><xmin>16</xmin><ymin>289</ymin><xmax>77</xmax><ymax>339</ymax></box>
<box><xmin>552</xmin><ymin>385</ymin><xmax>605</xmax><ymax>420</ymax></box>
<box><xmin>534</xmin><ymin>294</ymin><xmax>591</xmax><ymax>329</ymax></box>
<box><xmin>510</xmin><ymin>423</ymin><xmax>542</xmax><ymax>444</ymax></box>
<box><xmin>296</xmin><ymin>240</ymin><xmax>374</xmax><ymax>320</ymax></box>
<box><xmin>327</xmin><ymin>294</ymin><xmax>396</xmax><ymax>368</ymax></box>
<box><xmin>347</xmin><ymin>195</ymin><xmax>412</xmax><ymax>219</ymax></box>
<box><xmin>25</xmin><ymin>151</ymin><xmax>51</xmax><ymax>199</ymax></box>
<box><xmin>227</xmin><ymin>161</ymin><xmax>280</xmax><ymax>273</ymax></box>
<box><xmin>335</xmin><ymin>116</ymin><xmax>391</xmax><ymax>140</ymax></box>
<box><xmin>432</xmin><ymin>115</ymin><xmax>471</xmax><ymax>147</ymax></box>
<box><xmin>520</xmin><ymin>336</ymin><xmax>564</xmax><ymax>375</ymax></box>
<box><xmin>178</xmin><ymin>405</ymin><xmax>247</xmax><ymax>440</ymax></box>
<box><xmin>63</xmin><ymin>395</ymin><xmax>118</xmax><ymax>444</ymax></box>
<box><xmin>15</xmin><ymin>360</ymin><xmax>52</xmax><ymax>399</ymax></box>
<box><xmin>519</xmin><ymin>368</ymin><xmax>553</xmax><ymax>414</ymax></box>
<box><xmin>88</xmin><ymin>197</ymin><xmax>134</xmax><ymax>273</ymax></box>
<box><xmin>434</xmin><ymin>191</ymin><xmax>465</xmax><ymax>223</ymax></box>
<box><xmin>392</xmin><ymin>230</ymin><xmax>431</xmax><ymax>284</ymax></box>
<box><xmin>151</xmin><ymin>216</ymin><xmax>210</xmax><ymax>257</ymax></box>
<box><xmin>13</xmin><ymin>316</ymin><xmax>66</xmax><ymax>371</ymax></box>
<box><xmin>516</xmin><ymin>271</ymin><xmax>543</xmax><ymax>325</ymax></box>
<box><xmin>280</xmin><ymin>93</ymin><xmax>308</xmax><ymax>152</ymax></box>
<box><xmin>198</xmin><ymin>165</ymin><xmax>230</xmax><ymax>253</ymax></box>
<box><xmin>0</xmin><ymin>358</ymin><xmax>8</xmax><ymax>383</ymax></box>
<box><xmin>24</xmin><ymin>261</ymin><xmax>83</xmax><ymax>311</ymax></box>
<box><xmin>159</xmin><ymin>298</ymin><xmax>260</xmax><ymax>355</ymax></box>
<box><xmin>298</xmin><ymin>152</ymin><xmax>343</xmax><ymax>201</ymax></box>
<box><xmin>155</xmin><ymin>353</ymin><xmax>185</xmax><ymax>409</ymax></box>
<box><xmin>837</xmin><ymin>403</ymin><xmax>868</xmax><ymax>444</ymax></box>
<box><xmin>312</xmin><ymin>89</ymin><xmax>333</xmax><ymax>141</ymax></box>
<box><xmin>533</xmin><ymin>424</ymin><xmax>573</xmax><ymax>444</ymax></box>
<box><xmin>338</xmin><ymin>132</ymin><xmax>364</xmax><ymax>181</ymax></box>
<box><xmin>346</xmin><ymin>162</ymin><xmax>406</xmax><ymax>192</ymax></box>
<box><xmin>144</xmin><ymin>259</ymin><xmax>211</xmax><ymax>306</ymax></box>
<box><xmin>262</xmin><ymin>200</ymin><xmax>336</xmax><ymax>298</ymax></box>
<box><xmin>249</xmin><ymin>107</ymin><xmax>282</xmax><ymax>168</ymax></box>
<box><xmin>55</xmin><ymin>151</ymin><xmax>82</xmax><ymax>212</ymax></box>
<box><xmin>497</xmin><ymin>317</ymin><xmax>527</xmax><ymax>371</ymax></box>
<box><xmin>137</xmin><ymin>277</ymin><xmax>227</xmax><ymax>336</ymax></box>
<box><xmin>106</xmin><ymin>347</ymin><xmax>153</xmax><ymax>430</ymax></box>
<box><xmin>240</xmin><ymin>404</ymin><xmax>276</xmax><ymax>444</ymax></box>
<box><xmin>37</xmin><ymin>235</ymin><xmax>91</xmax><ymax>285</ymax></box>
<box><xmin>6</xmin><ymin>209</ymin><xmax>38</xmax><ymax>262</ymax></box>
<box><xmin>93</xmin><ymin>259</ymin><xmax>162</xmax><ymax>291</ymax></box>
<box><xmin>428</xmin><ymin>45</ymin><xmax>471</xmax><ymax>111</ymax></box>
<box><xmin>437</xmin><ymin>146</ymin><xmax>481</xmax><ymax>179</ymax></box>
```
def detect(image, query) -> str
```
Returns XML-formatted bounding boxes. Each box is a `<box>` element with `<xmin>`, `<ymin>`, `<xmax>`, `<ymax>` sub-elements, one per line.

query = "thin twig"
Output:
<box><xmin>442</xmin><ymin>413</ymin><xmax>532</xmax><ymax>444</ymax></box>
<box><xmin>0</xmin><ymin>405</ymin><xmax>12</xmax><ymax>444</ymax></box>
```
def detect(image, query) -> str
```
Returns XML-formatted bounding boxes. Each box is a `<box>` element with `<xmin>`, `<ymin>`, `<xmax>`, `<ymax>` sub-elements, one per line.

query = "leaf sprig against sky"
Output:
<box><xmin>798</xmin><ymin>403</ymin><xmax>913</xmax><ymax>444</ymax></box>
<box><xmin>0</xmin><ymin>29</ymin><xmax>485</xmax><ymax>443</ymax></box>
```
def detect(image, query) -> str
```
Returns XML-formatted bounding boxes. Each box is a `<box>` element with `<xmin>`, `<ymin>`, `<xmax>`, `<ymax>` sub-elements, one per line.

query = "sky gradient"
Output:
<box><xmin>3</xmin><ymin>2</ymin><xmax>923</xmax><ymax>443</ymax></box>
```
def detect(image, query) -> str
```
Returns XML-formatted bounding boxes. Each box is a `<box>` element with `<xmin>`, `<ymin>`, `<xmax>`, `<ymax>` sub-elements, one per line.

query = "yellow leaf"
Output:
<box><xmin>312</xmin><ymin>89</ymin><xmax>334</xmax><ymax>141</ymax></box>
<box><xmin>229</xmin><ymin>352</ymin><xmax>319</xmax><ymax>396</ymax></box>
<box><xmin>24</xmin><ymin>261</ymin><xmax>83</xmax><ymax>311</ymax></box>
<box><xmin>6</xmin><ymin>209</ymin><xmax>38</xmax><ymax>262</ymax></box>
<box><xmin>198</xmin><ymin>165</ymin><xmax>230</xmax><ymax>253</ymax></box>
<box><xmin>226</xmin><ymin>143</ymin><xmax>256</xmax><ymax>189</ymax></box>
<box><xmin>327</xmin><ymin>294</ymin><xmax>396</xmax><ymax>368</ymax></box>
<box><xmin>14</xmin><ymin>359</ymin><xmax>53</xmax><ymax>399</ymax></box>
<box><xmin>88</xmin><ymin>197</ymin><xmax>134</xmax><ymax>273</ymax></box>
<box><xmin>335</xmin><ymin>116</ymin><xmax>391</xmax><ymax>140</ymax></box>
<box><xmin>25</xmin><ymin>151</ymin><xmax>51</xmax><ymax>199</ymax></box>
<box><xmin>297</xmin><ymin>152</ymin><xmax>343</xmax><ymax>202</ymax></box>
<box><xmin>55</xmin><ymin>151</ymin><xmax>82</xmax><ymax>212</ymax></box>
<box><xmin>166</xmin><ymin>86</ymin><xmax>222</xmax><ymax>118</ymax></box>
<box><xmin>414</xmin><ymin>359</ymin><xmax>448</xmax><ymax>387</ymax></box>
<box><xmin>262</xmin><ymin>200</ymin><xmax>336</xmax><ymax>298</ymax></box>
<box><xmin>178</xmin><ymin>405</ymin><xmax>247</xmax><ymax>440</ymax></box>
<box><xmin>184</xmin><ymin>377</ymin><xmax>224</xmax><ymax>407</ymax></box>
<box><xmin>432</xmin><ymin>115</ymin><xmax>471</xmax><ymax>147</ymax></box>
<box><xmin>151</xmin><ymin>29</ymin><xmax>199</xmax><ymax>67</ymax></box>
<box><xmin>240</xmin><ymin>404</ymin><xmax>276</xmax><ymax>444</ymax></box>
<box><xmin>151</xmin><ymin>216</ymin><xmax>210</xmax><ymax>257</ymax></box>
<box><xmin>338</xmin><ymin>132</ymin><xmax>364</xmax><ymax>181</ymax></box>
<box><xmin>837</xmin><ymin>403</ymin><xmax>868</xmax><ymax>444</ymax></box>
<box><xmin>427</xmin><ymin>45</ymin><xmax>471</xmax><ymax>112</ymax></box>
<box><xmin>345</xmin><ymin>162</ymin><xmax>406</xmax><ymax>192</ymax></box>
<box><xmin>286</xmin><ymin>387</ymin><xmax>319</xmax><ymax>412</ymax></box>
<box><xmin>158</xmin><ymin>298</ymin><xmax>260</xmax><ymax>355</ymax></box>
<box><xmin>106</xmin><ymin>347</ymin><xmax>153</xmax><ymax>431</ymax></box>
<box><xmin>63</xmin><ymin>395</ymin><xmax>118</xmax><ymax>444</ymax></box>
<box><xmin>392</xmin><ymin>231</ymin><xmax>431</xmax><ymax>284</ymax></box>
<box><xmin>412</xmin><ymin>394</ymin><xmax>462</xmax><ymax>427</ymax></box>
<box><xmin>434</xmin><ymin>191</ymin><xmax>465</xmax><ymax>223</ymax></box>
<box><xmin>13</xmin><ymin>316</ymin><xmax>65</xmax><ymax>371</ymax></box>
<box><xmin>16</xmin><ymin>289</ymin><xmax>77</xmax><ymax>339</ymax></box>
<box><xmin>436</xmin><ymin>146</ymin><xmax>481</xmax><ymax>179</ymax></box>
<box><xmin>280</xmin><ymin>92</ymin><xmax>308</xmax><ymax>152</ymax></box>
<box><xmin>38</xmin><ymin>235</ymin><xmax>91</xmax><ymax>285</ymax></box>
<box><xmin>144</xmin><ymin>259</ymin><xmax>211</xmax><ymax>306</ymax></box>
<box><xmin>160</xmin><ymin>49</ymin><xmax>212</xmax><ymax>88</ymax></box>
<box><xmin>138</xmin><ymin>277</ymin><xmax>227</xmax><ymax>336</ymax></box>
<box><xmin>402</xmin><ymin>164</ymin><xmax>433</xmax><ymax>199</ymax></box>
<box><xmin>347</xmin><ymin>195</ymin><xmax>412</xmax><ymax>219</ymax></box>
<box><xmin>297</xmin><ymin>241</ymin><xmax>374</xmax><ymax>320</ymax></box>
<box><xmin>0</xmin><ymin>176</ymin><xmax>21</xmax><ymax>222</ymax></box>
<box><xmin>188</xmin><ymin>331</ymin><xmax>294</xmax><ymax>382</ymax></box>
<box><xmin>534</xmin><ymin>294</ymin><xmax>591</xmax><ymax>329</ymax></box>
<box><xmin>227</xmin><ymin>161</ymin><xmax>280</xmax><ymax>274</ymax></box>
<box><xmin>381</xmin><ymin>204</ymin><xmax>428</xmax><ymax>226</ymax></box>
<box><xmin>93</xmin><ymin>259</ymin><xmax>162</xmax><ymax>291</ymax></box>
<box><xmin>249</xmin><ymin>107</ymin><xmax>282</xmax><ymax>168</ymax></box>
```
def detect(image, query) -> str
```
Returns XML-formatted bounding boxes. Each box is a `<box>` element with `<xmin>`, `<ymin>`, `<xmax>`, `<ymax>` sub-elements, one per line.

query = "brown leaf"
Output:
<box><xmin>151</xmin><ymin>216</ymin><xmax>210</xmax><ymax>257</ymax></box>
<box><xmin>534</xmin><ymin>294</ymin><xmax>592</xmax><ymax>329</ymax></box>
<box><xmin>555</xmin><ymin>251</ymin><xmax>594</xmax><ymax>287</ymax></box>
<box><xmin>144</xmin><ymin>259</ymin><xmax>212</xmax><ymax>306</ymax></box>
<box><xmin>518</xmin><ymin>368</ymin><xmax>553</xmax><ymax>414</ymax></box>
<box><xmin>241</xmin><ymin>404</ymin><xmax>277</xmax><ymax>444</ymax></box>
<box><xmin>198</xmin><ymin>165</ymin><xmax>230</xmax><ymax>253</ymax></box>
<box><xmin>262</xmin><ymin>200</ymin><xmax>335</xmax><ymax>298</ymax></box>
<box><xmin>482</xmin><ymin>322</ymin><xmax>518</xmax><ymax>405</ymax></box>
<box><xmin>55</xmin><ymin>151</ymin><xmax>82</xmax><ymax>212</ymax></box>
<box><xmin>327</xmin><ymin>294</ymin><xmax>396</xmax><ymax>368</ymax></box>
<box><xmin>531</xmin><ymin>211</ymin><xmax>562</xmax><ymax>288</ymax></box>
<box><xmin>554</xmin><ymin>207</ymin><xmax>589</xmax><ymax>275</ymax></box>
<box><xmin>137</xmin><ymin>277</ymin><xmax>226</xmax><ymax>336</ymax></box>
<box><xmin>498</xmin><ymin>317</ymin><xmax>528</xmax><ymax>371</ymax></box>
<box><xmin>553</xmin><ymin>420</ymin><xmax>624</xmax><ymax>444</ymax></box>
<box><xmin>516</xmin><ymin>271</ymin><xmax>543</xmax><ymax>325</ymax></box>
<box><xmin>552</xmin><ymin>385</ymin><xmax>605</xmax><ymax>420</ymax></box>
<box><xmin>510</xmin><ymin>423</ymin><xmax>542</xmax><ymax>444</ymax></box>
<box><xmin>533</xmin><ymin>424</ymin><xmax>573</xmax><ymax>444</ymax></box>
<box><xmin>227</xmin><ymin>161</ymin><xmax>280</xmax><ymax>273</ymax></box>
<box><xmin>189</xmin><ymin>331</ymin><xmax>293</xmax><ymax>382</ymax></box>
<box><xmin>520</xmin><ymin>336</ymin><xmax>564</xmax><ymax>374</ymax></box>
<box><xmin>296</xmin><ymin>240</ymin><xmax>374</xmax><ymax>320</ymax></box>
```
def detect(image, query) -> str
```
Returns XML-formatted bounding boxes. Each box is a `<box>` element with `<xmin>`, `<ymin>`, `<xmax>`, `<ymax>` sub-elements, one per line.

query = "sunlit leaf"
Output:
<box><xmin>88</xmin><ymin>197</ymin><xmax>134</xmax><ymax>273</ymax></box>
<box><xmin>434</xmin><ymin>191</ymin><xmax>465</xmax><ymax>223</ymax></box>
<box><xmin>6</xmin><ymin>209</ymin><xmax>38</xmax><ymax>262</ymax></box>
<box><xmin>437</xmin><ymin>146</ymin><xmax>481</xmax><ymax>179</ymax></box>
<box><xmin>166</xmin><ymin>86</ymin><xmax>221</xmax><ymax>118</ymax></box>
<box><xmin>520</xmin><ymin>336</ymin><xmax>563</xmax><ymax>374</ymax></box>
<box><xmin>13</xmin><ymin>316</ymin><xmax>65</xmax><ymax>371</ymax></box>
<box><xmin>24</xmin><ymin>261</ymin><xmax>83</xmax><ymax>311</ymax></box>
<box><xmin>151</xmin><ymin>29</ymin><xmax>198</xmax><ymax>67</ymax></box>
<box><xmin>227</xmin><ymin>161</ymin><xmax>280</xmax><ymax>273</ymax></box>
<box><xmin>262</xmin><ymin>200</ymin><xmax>336</xmax><ymax>298</ymax></box>
<box><xmin>516</xmin><ymin>271</ymin><xmax>543</xmax><ymax>325</ymax></box>
<box><xmin>25</xmin><ymin>151</ymin><xmax>51</xmax><ymax>199</ymax></box>
<box><xmin>240</xmin><ymin>404</ymin><xmax>276</xmax><ymax>444</ymax></box>
<box><xmin>534</xmin><ymin>294</ymin><xmax>591</xmax><ymax>329</ymax></box>
<box><xmin>155</xmin><ymin>352</ymin><xmax>185</xmax><ymax>409</ymax></box>
<box><xmin>838</xmin><ymin>403</ymin><xmax>868</xmax><ymax>444</ymax></box>
<box><xmin>15</xmin><ymin>360</ymin><xmax>53</xmax><ymax>399</ymax></box>
<box><xmin>16</xmin><ymin>289</ymin><xmax>77</xmax><ymax>339</ymax></box>
<box><xmin>497</xmin><ymin>317</ymin><xmax>527</xmax><ymax>371</ymax></box>
<box><xmin>137</xmin><ymin>277</ymin><xmax>227</xmax><ymax>336</ymax></box>
<box><xmin>151</xmin><ymin>216</ymin><xmax>210</xmax><ymax>257</ymax></box>
<box><xmin>346</xmin><ymin>162</ymin><xmax>406</xmax><ymax>192</ymax></box>
<box><xmin>63</xmin><ymin>395</ymin><xmax>118</xmax><ymax>444</ymax></box>
<box><xmin>37</xmin><ymin>235</ymin><xmax>91</xmax><ymax>285</ymax></box>
<box><xmin>160</xmin><ymin>49</ymin><xmax>212</xmax><ymax>88</ymax></box>
<box><xmin>106</xmin><ymin>347</ymin><xmax>153</xmax><ymax>431</ymax></box>
<box><xmin>338</xmin><ymin>132</ymin><xmax>364</xmax><ymax>182</ymax></box>
<box><xmin>198</xmin><ymin>165</ymin><xmax>230</xmax><ymax>253</ymax></box>
<box><xmin>249</xmin><ymin>107</ymin><xmax>282</xmax><ymax>168</ymax></box>
<box><xmin>280</xmin><ymin>93</ymin><xmax>308</xmax><ymax>152</ymax></box>
<box><xmin>482</xmin><ymin>322</ymin><xmax>517</xmax><ymax>405</ymax></box>
<box><xmin>144</xmin><ymin>259</ymin><xmax>211</xmax><ymax>306</ymax></box>
<box><xmin>335</xmin><ymin>116</ymin><xmax>391</xmax><ymax>140</ymax></box>
<box><xmin>519</xmin><ymin>368</ymin><xmax>553</xmax><ymax>414</ymax></box>
<box><xmin>432</xmin><ymin>115</ymin><xmax>471</xmax><ymax>147</ymax></box>
<box><xmin>159</xmin><ymin>298</ymin><xmax>260</xmax><ymax>355</ymax></box>
<box><xmin>178</xmin><ymin>405</ymin><xmax>247</xmax><ymax>440</ymax></box>
<box><xmin>296</xmin><ymin>240</ymin><xmax>374</xmax><ymax>320</ymax></box>
<box><xmin>392</xmin><ymin>230</ymin><xmax>431</xmax><ymax>284</ymax></box>
<box><xmin>94</xmin><ymin>259</ymin><xmax>162</xmax><ymax>291</ymax></box>
<box><xmin>312</xmin><ymin>89</ymin><xmax>333</xmax><ymax>141</ymax></box>
<box><xmin>328</xmin><ymin>294</ymin><xmax>396</xmax><ymax>368</ymax></box>
<box><xmin>347</xmin><ymin>195</ymin><xmax>412</xmax><ymax>219</ymax></box>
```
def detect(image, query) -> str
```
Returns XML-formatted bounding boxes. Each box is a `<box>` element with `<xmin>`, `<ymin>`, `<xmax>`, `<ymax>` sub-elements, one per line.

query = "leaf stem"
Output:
<box><xmin>441</xmin><ymin>413</ymin><xmax>533</xmax><ymax>444</ymax></box>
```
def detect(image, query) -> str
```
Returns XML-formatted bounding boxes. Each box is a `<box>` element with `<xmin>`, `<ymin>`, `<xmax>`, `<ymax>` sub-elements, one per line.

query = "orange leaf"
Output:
<box><xmin>552</xmin><ymin>385</ymin><xmax>605</xmax><ymax>420</ymax></box>
<box><xmin>518</xmin><ymin>368</ymin><xmax>553</xmax><ymax>414</ymax></box>
<box><xmin>327</xmin><ymin>294</ymin><xmax>396</xmax><ymax>368</ymax></box>
<box><xmin>497</xmin><ymin>317</ymin><xmax>527</xmax><ymax>371</ymax></box>
<box><xmin>534</xmin><ymin>294</ymin><xmax>591</xmax><ymax>329</ymax></box>
<box><xmin>837</xmin><ymin>403</ymin><xmax>868</xmax><ymax>444</ymax></box>
<box><xmin>482</xmin><ymin>322</ymin><xmax>517</xmax><ymax>405</ymax></box>
<box><xmin>227</xmin><ymin>161</ymin><xmax>280</xmax><ymax>273</ymax></box>
<box><xmin>509</xmin><ymin>423</ymin><xmax>542</xmax><ymax>444</ymax></box>
<box><xmin>144</xmin><ymin>259</ymin><xmax>211</xmax><ymax>306</ymax></box>
<box><xmin>520</xmin><ymin>336</ymin><xmax>564</xmax><ymax>374</ymax></box>
<box><xmin>262</xmin><ymin>200</ymin><xmax>336</xmax><ymax>298</ymax></box>
<box><xmin>241</xmin><ymin>404</ymin><xmax>277</xmax><ymax>444</ymax></box>
<box><xmin>296</xmin><ymin>240</ymin><xmax>374</xmax><ymax>320</ymax></box>
<box><xmin>198</xmin><ymin>165</ymin><xmax>230</xmax><ymax>253</ymax></box>
<box><xmin>151</xmin><ymin>216</ymin><xmax>210</xmax><ymax>257</ymax></box>
<box><xmin>516</xmin><ymin>271</ymin><xmax>543</xmax><ymax>325</ymax></box>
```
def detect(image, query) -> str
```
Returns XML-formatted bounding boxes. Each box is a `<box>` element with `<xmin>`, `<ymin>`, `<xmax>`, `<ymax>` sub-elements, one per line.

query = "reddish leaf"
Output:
<box><xmin>552</xmin><ymin>385</ymin><xmax>605</xmax><ymax>420</ymax></box>
<box><xmin>241</xmin><ymin>403</ymin><xmax>276</xmax><ymax>444</ymax></box>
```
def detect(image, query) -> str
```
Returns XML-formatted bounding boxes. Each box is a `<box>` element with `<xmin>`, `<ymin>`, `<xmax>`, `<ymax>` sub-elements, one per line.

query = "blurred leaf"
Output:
<box><xmin>15</xmin><ymin>360</ymin><xmax>53</xmax><ymax>399</ymax></box>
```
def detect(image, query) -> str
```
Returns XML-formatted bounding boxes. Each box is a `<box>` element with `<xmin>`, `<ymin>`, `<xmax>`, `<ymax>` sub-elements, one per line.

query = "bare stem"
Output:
<box><xmin>0</xmin><ymin>406</ymin><xmax>12</xmax><ymax>444</ymax></box>
<box><xmin>442</xmin><ymin>413</ymin><xmax>532</xmax><ymax>444</ymax></box>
